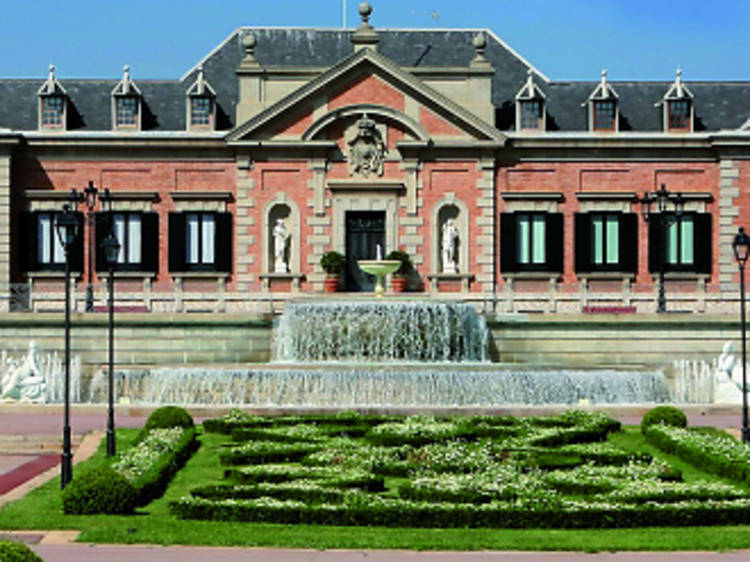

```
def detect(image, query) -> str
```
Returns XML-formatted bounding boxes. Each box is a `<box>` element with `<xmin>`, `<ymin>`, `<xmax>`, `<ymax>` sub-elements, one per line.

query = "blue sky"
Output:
<box><xmin>1</xmin><ymin>0</ymin><xmax>748</xmax><ymax>81</ymax></box>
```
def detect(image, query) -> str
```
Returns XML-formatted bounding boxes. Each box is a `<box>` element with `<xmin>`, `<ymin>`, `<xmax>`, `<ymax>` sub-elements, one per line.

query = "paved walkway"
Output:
<box><xmin>0</xmin><ymin>406</ymin><xmax>749</xmax><ymax>561</ymax></box>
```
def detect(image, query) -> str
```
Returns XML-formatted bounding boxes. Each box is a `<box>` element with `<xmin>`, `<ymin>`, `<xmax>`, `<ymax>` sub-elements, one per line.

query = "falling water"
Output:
<box><xmin>273</xmin><ymin>300</ymin><xmax>489</xmax><ymax>363</ymax></box>
<box><xmin>87</xmin><ymin>366</ymin><xmax>672</xmax><ymax>407</ymax></box>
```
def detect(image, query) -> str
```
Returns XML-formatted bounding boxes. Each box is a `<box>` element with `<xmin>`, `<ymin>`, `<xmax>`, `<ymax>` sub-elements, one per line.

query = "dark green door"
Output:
<box><xmin>345</xmin><ymin>211</ymin><xmax>385</xmax><ymax>292</ymax></box>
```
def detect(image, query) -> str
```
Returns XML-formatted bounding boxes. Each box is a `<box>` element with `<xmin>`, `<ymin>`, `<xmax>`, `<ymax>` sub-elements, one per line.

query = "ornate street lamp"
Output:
<box><xmin>83</xmin><ymin>181</ymin><xmax>98</xmax><ymax>312</ymax></box>
<box><xmin>733</xmin><ymin>226</ymin><xmax>750</xmax><ymax>443</ymax></box>
<box><xmin>639</xmin><ymin>184</ymin><xmax>685</xmax><ymax>313</ymax></box>
<box><xmin>54</xmin><ymin>193</ymin><xmax>79</xmax><ymax>489</ymax></box>
<box><xmin>103</xmin><ymin>231</ymin><xmax>120</xmax><ymax>457</ymax></box>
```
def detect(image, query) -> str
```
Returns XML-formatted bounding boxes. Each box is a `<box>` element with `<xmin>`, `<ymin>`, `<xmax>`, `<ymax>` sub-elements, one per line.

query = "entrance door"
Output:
<box><xmin>345</xmin><ymin>211</ymin><xmax>385</xmax><ymax>292</ymax></box>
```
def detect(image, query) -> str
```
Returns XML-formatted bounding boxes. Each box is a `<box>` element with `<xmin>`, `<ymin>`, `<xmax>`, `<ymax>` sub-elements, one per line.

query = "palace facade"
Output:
<box><xmin>1</xmin><ymin>3</ymin><xmax>749</xmax><ymax>314</ymax></box>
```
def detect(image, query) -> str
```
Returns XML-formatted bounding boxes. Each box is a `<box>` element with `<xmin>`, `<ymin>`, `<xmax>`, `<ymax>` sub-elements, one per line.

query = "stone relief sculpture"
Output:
<box><xmin>441</xmin><ymin>219</ymin><xmax>459</xmax><ymax>274</ymax></box>
<box><xmin>273</xmin><ymin>218</ymin><xmax>290</xmax><ymax>273</ymax></box>
<box><xmin>714</xmin><ymin>341</ymin><xmax>744</xmax><ymax>404</ymax></box>
<box><xmin>0</xmin><ymin>342</ymin><xmax>46</xmax><ymax>402</ymax></box>
<box><xmin>347</xmin><ymin>113</ymin><xmax>386</xmax><ymax>177</ymax></box>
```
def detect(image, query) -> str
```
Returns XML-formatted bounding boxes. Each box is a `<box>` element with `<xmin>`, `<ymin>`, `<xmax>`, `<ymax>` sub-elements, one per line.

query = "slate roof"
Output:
<box><xmin>1</xmin><ymin>27</ymin><xmax>749</xmax><ymax>133</ymax></box>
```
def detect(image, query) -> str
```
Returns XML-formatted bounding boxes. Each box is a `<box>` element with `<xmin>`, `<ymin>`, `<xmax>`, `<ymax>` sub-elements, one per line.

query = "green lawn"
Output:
<box><xmin>1</xmin><ymin>421</ymin><xmax>750</xmax><ymax>552</ymax></box>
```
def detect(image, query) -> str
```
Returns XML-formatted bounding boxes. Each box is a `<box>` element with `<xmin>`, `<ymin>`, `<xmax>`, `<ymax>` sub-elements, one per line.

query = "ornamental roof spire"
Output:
<box><xmin>351</xmin><ymin>1</ymin><xmax>379</xmax><ymax>52</ymax></box>
<box><xmin>582</xmin><ymin>68</ymin><xmax>618</xmax><ymax>106</ymax></box>
<box><xmin>657</xmin><ymin>66</ymin><xmax>693</xmax><ymax>106</ymax></box>
<box><xmin>516</xmin><ymin>68</ymin><xmax>545</xmax><ymax>100</ymax></box>
<box><xmin>37</xmin><ymin>64</ymin><xmax>67</xmax><ymax>96</ymax></box>
<box><xmin>186</xmin><ymin>64</ymin><xmax>216</xmax><ymax>97</ymax></box>
<box><xmin>111</xmin><ymin>64</ymin><xmax>141</xmax><ymax>96</ymax></box>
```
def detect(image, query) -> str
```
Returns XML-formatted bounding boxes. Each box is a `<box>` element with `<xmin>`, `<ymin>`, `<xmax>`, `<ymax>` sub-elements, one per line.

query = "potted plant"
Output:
<box><xmin>386</xmin><ymin>249</ymin><xmax>411</xmax><ymax>293</ymax></box>
<box><xmin>320</xmin><ymin>250</ymin><xmax>345</xmax><ymax>292</ymax></box>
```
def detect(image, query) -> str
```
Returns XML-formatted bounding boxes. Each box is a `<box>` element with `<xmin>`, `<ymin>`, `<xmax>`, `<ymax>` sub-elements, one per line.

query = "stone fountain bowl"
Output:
<box><xmin>357</xmin><ymin>259</ymin><xmax>401</xmax><ymax>297</ymax></box>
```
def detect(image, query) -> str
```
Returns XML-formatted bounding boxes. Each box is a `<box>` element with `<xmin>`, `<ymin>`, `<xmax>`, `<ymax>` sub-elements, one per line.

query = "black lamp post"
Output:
<box><xmin>103</xmin><ymin>230</ymin><xmax>120</xmax><ymax>456</ymax></box>
<box><xmin>732</xmin><ymin>226</ymin><xmax>750</xmax><ymax>443</ymax></box>
<box><xmin>83</xmin><ymin>181</ymin><xmax>98</xmax><ymax>312</ymax></box>
<box><xmin>639</xmin><ymin>184</ymin><xmax>685</xmax><ymax>313</ymax></box>
<box><xmin>55</xmin><ymin>195</ymin><xmax>79</xmax><ymax>489</ymax></box>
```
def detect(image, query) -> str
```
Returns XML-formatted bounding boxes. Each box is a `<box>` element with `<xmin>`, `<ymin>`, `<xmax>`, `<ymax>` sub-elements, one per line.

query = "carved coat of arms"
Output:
<box><xmin>347</xmin><ymin>114</ymin><xmax>386</xmax><ymax>177</ymax></box>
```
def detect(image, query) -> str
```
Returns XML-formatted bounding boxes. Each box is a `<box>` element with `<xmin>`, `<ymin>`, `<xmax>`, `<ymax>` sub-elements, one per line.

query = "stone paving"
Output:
<box><xmin>0</xmin><ymin>405</ymin><xmax>749</xmax><ymax>561</ymax></box>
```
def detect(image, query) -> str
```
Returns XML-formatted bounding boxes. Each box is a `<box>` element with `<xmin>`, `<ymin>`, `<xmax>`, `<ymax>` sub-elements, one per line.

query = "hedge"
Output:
<box><xmin>169</xmin><ymin>495</ymin><xmax>750</xmax><ymax>528</ymax></box>
<box><xmin>219</xmin><ymin>441</ymin><xmax>322</xmax><ymax>465</ymax></box>
<box><xmin>644</xmin><ymin>424</ymin><xmax>750</xmax><ymax>485</ymax></box>
<box><xmin>226</xmin><ymin>464</ymin><xmax>384</xmax><ymax>490</ymax></box>
<box><xmin>0</xmin><ymin>540</ymin><xmax>43</xmax><ymax>562</ymax></box>
<box><xmin>190</xmin><ymin>481</ymin><xmax>348</xmax><ymax>503</ymax></box>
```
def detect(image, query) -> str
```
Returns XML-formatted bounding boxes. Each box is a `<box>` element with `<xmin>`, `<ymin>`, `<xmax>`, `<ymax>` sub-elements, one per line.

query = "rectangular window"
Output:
<box><xmin>591</xmin><ymin>213</ymin><xmax>619</xmax><ymax>265</ymax></box>
<box><xmin>593</xmin><ymin>100</ymin><xmax>616</xmax><ymax>130</ymax></box>
<box><xmin>41</xmin><ymin>96</ymin><xmax>64</xmax><ymax>127</ymax></box>
<box><xmin>116</xmin><ymin>96</ymin><xmax>138</xmax><ymax>126</ymax></box>
<box><xmin>668</xmin><ymin>100</ymin><xmax>690</xmax><ymax>130</ymax></box>
<box><xmin>190</xmin><ymin>97</ymin><xmax>212</xmax><ymax>126</ymax></box>
<box><xmin>37</xmin><ymin>212</ymin><xmax>66</xmax><ymax>265</ymax></box>
<box><xmin>520</xmin><ymin>100</ymin><xmax>542</xmax><ymax>130</ymax></box>
<box><xmin>185</xmin><ymin>213</ymin><xmax>216</xmax><ymax>266</ymax></box>
<box><xmin>112</xmin><ymin>213</ymin><xmax>142</xmax><ymax>265</ymax></box>
<box><xmin>516</xmin><ymin>213</ymin><xmax>546</xmax><ymax>265</ymax></box>
<box><xmin>665</xmin><ymin>214</ymin><xmax>694</xmax><ymax>266</ymax></box>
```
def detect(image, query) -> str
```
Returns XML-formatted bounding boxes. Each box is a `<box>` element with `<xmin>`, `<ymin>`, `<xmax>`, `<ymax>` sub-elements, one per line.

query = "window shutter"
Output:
<box><xmin>214</xmin><ymin>212</ymin><xmax>233</xmax><ymax>273</ymax></box>
<box><xmin>546</xmin><ymin>213</ymin><xmax>564</xmax><ymax>273</ymax></box>
<box><xmin>620</xmin><ymin>213</ymin><xmax>638</xmax><ymax>274</ymax></box>
<box><xmin>69</xmin><ymin>212</ymin><xmax>84</xmax><ymax>272</ymax></box>
<box><xmin>21</xmin><ymin>212</ymin><xmax>39</xmax><ymax>272</ymax></box>
<box><xmin>141</xmin><ymin>212</ymin><xmax>159</xmax><ymax>273</ymax></box>
<box><xmin>500</xmin><ymin>213</ymin><xmax>517</xmax><ymax>273</ymax></box>
<box><xmin>648</xmin><ymin>217</ymin><xmax>663</xmax><ymax>273</ymax></box>
<box><xmin>574</xmin><ymin>213</ymin><xmax>590</xmax><ymax>273</ymax></box>
<box><xmin>168</xmin><ymin>212</ymin><xmax>186</xmax><ymax>272</ymax></box>
<box><xmin>694</xmin><ymin>213</ymin><xmax>712</xmax><ymax>274</ymax></box>
<box><xmin>94</xmin><ymin>212</ymin><xmax>109</xmax><ymax>271</ymax></box>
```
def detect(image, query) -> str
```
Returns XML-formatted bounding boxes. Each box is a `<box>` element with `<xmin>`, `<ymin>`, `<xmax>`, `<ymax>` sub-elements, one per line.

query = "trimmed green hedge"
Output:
<box><xmin>641</xmin><ymin>406</ymin><xmax>688</xmax><ymax>434</ymax></box>
<box><xmin>136</xmin><ymin>406</ymin><xmax>194</xmax><ymax>443</ymax></box>
<box><xmin>191</xmin><ymin>481</ymin><xmax>348</xmax><ymax>503</ymax></box>
<box><xmin>225</xmin><ymin>464</ymin><xmax>384</xmax><ymax>490</ymax></box>
<box><xmin>131</xmin><ymin>427</ymin><xmax>198</xmax><ymax>505</ymax></box>
<box><xmin>219</xmin><ymin>441</ymin><xmax>322</xmax><ymax>465</ymax></box>
<box><xmin>169</xmin><ymin>495</ymin><xmax>750</xmax><ymax>528</ymax></box>
<box><xmin>644</xmin><ymin>424</ymin><xmax>750</xmax><ymax>485</ymax></box>
<box><xmin>0</xmin><ymin>540</ymin><xmax>43</xmax><ymax>562</ymax></box>
<box><xmin>62</xmin><ymin>465</ymin><xmax>137</xmax><ymax>515</ymax></box>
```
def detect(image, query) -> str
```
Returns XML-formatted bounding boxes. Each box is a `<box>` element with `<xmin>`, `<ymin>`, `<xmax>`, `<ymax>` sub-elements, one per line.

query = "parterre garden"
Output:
<box><xmin>4</xmin><ymin>404</ymin><xmax>750</xmax><ymax>552</ymax></box>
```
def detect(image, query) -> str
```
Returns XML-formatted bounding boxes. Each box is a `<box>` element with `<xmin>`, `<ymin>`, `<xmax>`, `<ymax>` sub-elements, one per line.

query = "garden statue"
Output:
<box><xmin>0</xmin><ymin>341</ymin><xmax>46</xmax><ymax>403</ymax></box>
<box><xmin>441</xmin><ymin>219</ymin><xmax>459</xmax><ymax>273</ymax></box>
<box><xmin>273</xmin><ymin>218</ymin><xmax>289</xmax><ymax>273</ymax></box>
<box><xmin>347</xmin><ymin>113</ymin><xmax>386</xmax><ymax>177</ymax></box>
<box><xmin>714</xmin><ymin>341</ymin><xmax>744</xmax><ymax>404</ymax></box>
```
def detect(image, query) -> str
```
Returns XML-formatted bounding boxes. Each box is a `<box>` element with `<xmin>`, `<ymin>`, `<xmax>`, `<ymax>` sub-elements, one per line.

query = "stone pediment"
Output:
<box><xmin>226</xmin><ymin>48</ymin><xmax>505</xmax><ymax>146</ymax></box>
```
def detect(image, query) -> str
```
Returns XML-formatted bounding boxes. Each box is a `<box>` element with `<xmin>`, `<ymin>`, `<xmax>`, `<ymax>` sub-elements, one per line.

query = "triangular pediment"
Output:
<box><xmin>226</xmin><ymin>48</ymin><xmax>505</xmax><ymax>145</ymax></box>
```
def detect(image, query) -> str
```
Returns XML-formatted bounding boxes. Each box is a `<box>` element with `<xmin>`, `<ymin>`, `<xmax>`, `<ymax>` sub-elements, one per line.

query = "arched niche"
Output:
<box><xmin>432</xmin><ymin>196</ymin><xmax>470</xmax><ymax>275</ymax></box>
<box><xmin>262</xmin><ymin>196</ymin><xmax>300</xmax><ymax>274</ymax></box>
<box><xmin>302</xmin><ymin>103</ymin><xmax>430</xmax><ymax>142</ymax></box>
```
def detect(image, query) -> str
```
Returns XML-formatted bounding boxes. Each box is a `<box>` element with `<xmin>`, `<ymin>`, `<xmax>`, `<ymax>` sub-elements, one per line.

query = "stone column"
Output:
<box><xmin>307</xmin><ymin>158</ymin><xmax>329</xmax><ymax>291</ymax></box>
<box><xmin>0</xmin><ymin>142</ymin><xmax>15</xmax><ymax>311</ymax></box>
<box><xmin>235</xmin><ymin>155</ymin><xmax>257</xmax><ymax>292</ymax></box>
<box><xmin>719</xmin><ymin>158</ymin><xmax>740</xmax><ymax>294</ymax></box>
<box><xmin>475</xmin><ymin>155</ymin><xmax>496</xmax><ymax>294</ymax></box>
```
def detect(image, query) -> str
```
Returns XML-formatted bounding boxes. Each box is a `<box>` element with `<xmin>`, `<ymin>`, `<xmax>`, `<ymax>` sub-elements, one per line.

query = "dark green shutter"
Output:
<box><xmin>546</xmin><ymin>213</ymin><xmax>563</xmax><ymax>273</ymax></box>
<box><xmin>620</xmin><ymin>213</ymin><xmax>638</xmax><ymax>274</ymax></box>
<box><xmin>500</xmin><ymin>213</ymin><xmax>516</xmax><ymax>273</ymax></box>
<box><xmin>168</xmin><ymin>212</ymin><xmax>186</xmax><ymax>272</ymax></box>
<box><xmin>574</xmin><ymin>213</ymin><xmax>590</xmax><ymax>273</ymax></box>
<box><xmin>648</xmin><ymin>217</ymin><xmax>662</xmax><ymax>273</ymax></box>
<box><xmin>21</xmin><ymin>212</ymin><xmax>39</xmax><ymax>272</ymax></box>
<box><xmin>69</xmin><ymin>212</ymin><xmax>84</xmax><ymax>272</ymax></box>
<box><xmin>214</xmin><ymin>212</ymin><xmax>232</xmax><ymax>272</ymax></box>
<box><xmin>141</xmin><ymin>212</ymin><xmax>159</xmax><ymax>273</ymax></box>
<box><xmin>694</xmin><ymin>213</ymin><xmax>712</xmax><ymax>274</ymax></box>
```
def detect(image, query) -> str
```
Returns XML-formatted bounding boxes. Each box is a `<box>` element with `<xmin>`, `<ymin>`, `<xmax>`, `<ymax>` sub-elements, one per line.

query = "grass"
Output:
<box><xmin>1</xmin><ymin>422</ymin><xmax>750</xmax><ymax>552</ymax></box>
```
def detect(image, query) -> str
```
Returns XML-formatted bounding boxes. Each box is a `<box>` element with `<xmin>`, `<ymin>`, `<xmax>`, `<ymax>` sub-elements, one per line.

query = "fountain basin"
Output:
<box><xmin>357</xmin><ymin>259</ymin><xmax>401</xmax><ymax>297</ymax></box>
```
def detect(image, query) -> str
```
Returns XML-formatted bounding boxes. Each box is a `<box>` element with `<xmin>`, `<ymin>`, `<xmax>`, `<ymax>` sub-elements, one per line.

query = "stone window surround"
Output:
<box><xmin>39</xmin><ymin>95</ymin><xmax>67</xmax><ymax>131</ymax></box>
<box><xmin>170</xmin><ymin>191</ymin><xmax>232</xmax><ymax>213</ymax></box>
<box><xmin>501</xmin><ymin>192</ymin><xmax>564</xmax><ymax>213</ymax></box>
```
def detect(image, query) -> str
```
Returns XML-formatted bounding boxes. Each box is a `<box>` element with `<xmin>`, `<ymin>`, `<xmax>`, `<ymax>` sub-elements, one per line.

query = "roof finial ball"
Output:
<box><xmin>243</xmin><ymin>32</ymin><xmax>257</xmax><ymax>57</ymax></box>
<box><xmin>473</xmin><ymin>32</ymin><xmax>487</xmax><ymax>59</ymax></box>
<box><xmin>359</xmin><ymin>1</ymin><xmax>373</xmax><ymax>27</ymax></box>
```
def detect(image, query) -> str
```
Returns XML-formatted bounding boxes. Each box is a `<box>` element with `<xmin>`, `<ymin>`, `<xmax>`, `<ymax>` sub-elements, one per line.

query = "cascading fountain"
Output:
<box><xmin>85</xmin><ymin>299</ymin><xmax>677</xmax><ymax>407</ymax></box>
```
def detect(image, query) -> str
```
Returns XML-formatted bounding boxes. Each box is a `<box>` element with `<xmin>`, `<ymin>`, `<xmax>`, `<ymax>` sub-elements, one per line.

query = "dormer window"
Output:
<box><xmin>37</xmin><ymin>65</ymin><xmax>68</xmax><ymax>130</ymax></box>
<box><xmin>111</xmin><ymin>65</ymin><xmax>142</xmax><ymax>130</ymax></box>
<box><xmin>583</xmin><ymin>69</ymin><xmax>619</xmax><ymax>132</ymax></box>
<box><xmin>116</xmin><ymin>96</ymin><xmax>139</xmax><ymax>127</ymax></box>
<box><xmin>185</xmin><ymin>65</ymin><xmax>216</xmax><ymax>131</ymax></box>
<box><xmin>41</xmin><ymin>96</ymin><xmax>65</xmax><ymax>127</ymax></box>
<box><xmin>658</xmin><ymin>68</ymin><xmax>694</xmax><ymax>132</ymax></box>
<box><xmin>515</xmin><ymin>69</ymin><xmax>546</xmax><ymax>131</ymax></box>
<box><xmin>593</xmin><ymin>100</ymin><xmax>616</xmax><ymax>131</ymax></box>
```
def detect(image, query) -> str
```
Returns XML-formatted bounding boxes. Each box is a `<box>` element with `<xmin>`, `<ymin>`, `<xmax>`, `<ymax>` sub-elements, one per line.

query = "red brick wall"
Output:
<box><xmin>13</xmin><ymin>159</ymin><xmax>236</xmax><ymax>289</ymax></box>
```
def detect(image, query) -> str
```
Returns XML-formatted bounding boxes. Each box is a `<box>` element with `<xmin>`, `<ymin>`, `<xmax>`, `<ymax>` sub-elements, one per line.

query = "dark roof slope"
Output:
<box><xmin>1</xmin><ymin>27</ymin><xmax>750</xmax><ymax>132</ymax></box>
